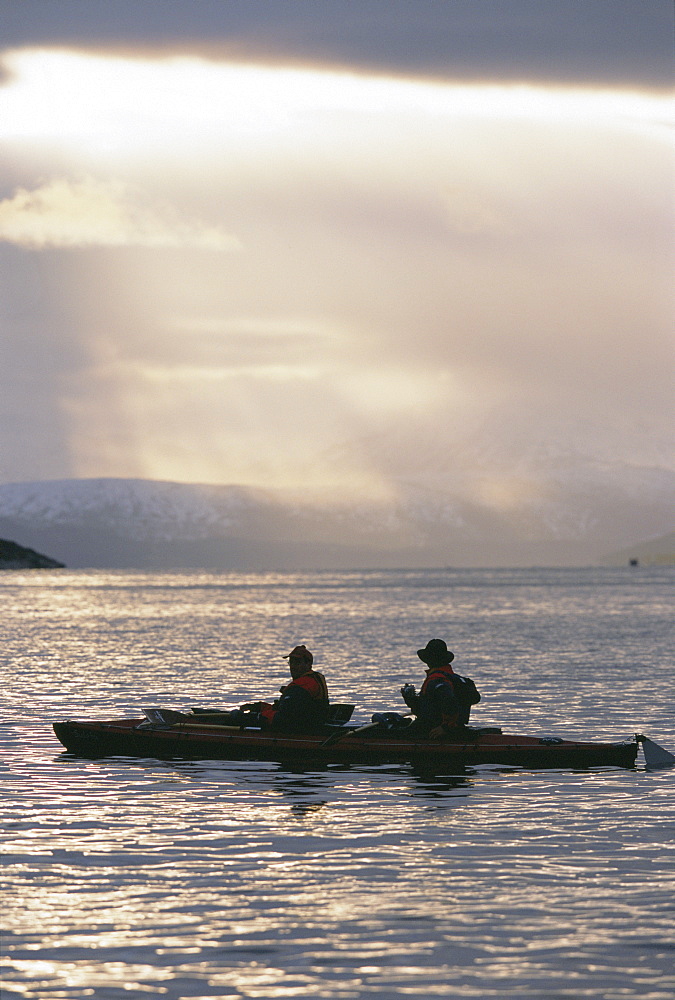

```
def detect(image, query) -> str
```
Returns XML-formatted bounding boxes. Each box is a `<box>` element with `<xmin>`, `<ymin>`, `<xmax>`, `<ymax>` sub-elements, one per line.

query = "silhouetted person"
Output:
<box><xmin>401</xmin><ymin>638</ymin><xmax>480</xmax><ymax>737</ymax></box>
<box><xmin>256</xmin><ymin>645</ymin><xmax>330</xmax><ymax>732</ymax></box>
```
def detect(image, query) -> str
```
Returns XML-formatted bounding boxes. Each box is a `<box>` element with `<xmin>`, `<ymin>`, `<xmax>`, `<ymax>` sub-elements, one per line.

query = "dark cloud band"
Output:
<box><xmin>1</xmin><ymin>0</ymin><xmax>673</xmax><ymax>88</ymax></box>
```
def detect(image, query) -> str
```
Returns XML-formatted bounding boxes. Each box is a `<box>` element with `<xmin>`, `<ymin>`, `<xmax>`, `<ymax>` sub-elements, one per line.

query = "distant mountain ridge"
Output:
<box><xmin>0</xmin><ymin>474</ymin><xmax>672</xmax><ymax>569</ymax></box>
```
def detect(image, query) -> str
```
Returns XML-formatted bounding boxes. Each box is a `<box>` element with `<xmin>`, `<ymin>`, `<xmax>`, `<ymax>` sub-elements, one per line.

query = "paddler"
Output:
<box><xmin>255</xmin><ymin>645</ymin><xmax>330</xmax><ymax>733</ymax></box>
<box><xmin>401</xmin><ymin>638</ymin><xmax>480</xmax><ymax>737</ymax></box>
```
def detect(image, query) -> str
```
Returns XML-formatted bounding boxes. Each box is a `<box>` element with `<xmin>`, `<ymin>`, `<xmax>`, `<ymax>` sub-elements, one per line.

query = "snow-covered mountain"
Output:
<box><xmin>0</xmin><ymin>462</ymin><xmax>672</xmax><ymax>568</ymax></box>
<box><xmin>0</xmin><ymin>478</ymin><xmax>263</xmax><ymax>541</ymax></box>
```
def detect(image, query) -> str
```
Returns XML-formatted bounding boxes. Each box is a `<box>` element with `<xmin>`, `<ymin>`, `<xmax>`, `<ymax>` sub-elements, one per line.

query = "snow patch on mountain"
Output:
<box><xmin>0</xmin><ymin>478</ymin><xmax>265</xmax><ymax>540</ymax></box>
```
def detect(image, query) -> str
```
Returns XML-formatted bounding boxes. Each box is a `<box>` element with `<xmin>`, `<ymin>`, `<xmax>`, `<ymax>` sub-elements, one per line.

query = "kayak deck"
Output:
<box><xmin>52</xmin><ymin>717</ymin><xmax>640</xmax><ymax>770</ymax></box>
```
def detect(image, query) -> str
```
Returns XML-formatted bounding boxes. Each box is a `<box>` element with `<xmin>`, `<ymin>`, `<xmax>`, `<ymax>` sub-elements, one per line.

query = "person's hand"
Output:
<box><xmin>400</xmin><ymin>683</ymin><xmax>417</xmax><ymax>709</ymax></box>
<box><xmin>430</xmin><ymin>725</ymin><xmax>446</xmax><ymax>739</ymax></box>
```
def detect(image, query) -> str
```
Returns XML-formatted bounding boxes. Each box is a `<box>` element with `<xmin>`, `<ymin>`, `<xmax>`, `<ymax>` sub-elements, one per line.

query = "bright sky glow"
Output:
<box><xmin>0</xmin><ymin>48</ymin><xmax>671</xmax><ymax>154</ymax></box>
<box><xmin>0</xmin><ymin>46</ymin><xmax>672</xmax><ymax>501</ymax></box>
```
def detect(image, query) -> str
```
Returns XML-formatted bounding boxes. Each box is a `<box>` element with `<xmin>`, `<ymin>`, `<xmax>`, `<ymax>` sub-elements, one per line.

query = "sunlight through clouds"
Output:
<box><xmin>0</xmin><ymin>47</ymin><xmax>670</xmax><ymax>156</ymax></box>
<box><xmin>0</xmin><ymin>45</ymin><xmax>672</xmax><ymax>500</ymax></box>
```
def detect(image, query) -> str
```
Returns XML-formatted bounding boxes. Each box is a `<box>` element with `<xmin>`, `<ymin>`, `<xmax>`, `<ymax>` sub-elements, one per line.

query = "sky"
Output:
<box><xmin>0</xmin><ymin>0</ymin><xmax>673</xmax><ymax>506</ymax></box>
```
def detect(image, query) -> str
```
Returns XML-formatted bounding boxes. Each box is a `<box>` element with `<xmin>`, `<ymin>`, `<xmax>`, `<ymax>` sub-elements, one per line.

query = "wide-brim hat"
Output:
<box><xmin>417</xmin><ymin>638</ymin><xmax>454</xmax><ymax>665</ymax></box>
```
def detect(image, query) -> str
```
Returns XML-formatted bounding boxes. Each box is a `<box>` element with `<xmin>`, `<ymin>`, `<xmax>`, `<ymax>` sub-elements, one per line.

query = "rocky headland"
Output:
<box><xmin>0</xmin><ymin>538</ymin><xmax>65</xmax><ymax>569</ymax></box>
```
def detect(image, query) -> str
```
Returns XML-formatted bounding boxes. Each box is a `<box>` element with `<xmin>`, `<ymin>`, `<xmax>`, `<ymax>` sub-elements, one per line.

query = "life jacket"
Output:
<box><xmin>260</xmin><ymin>670</ymin><xmax>329</xmax><ymax>728</ymax></box>
<box><xmin>421</xmin><ymin>666</ymin><xmax>480</xmax><ymax>704</ymax></box>
<box><xmin>291</xmin><ymin>670</ymin><xmax>329</xmax><ymax>703</ymax></box>
<box><xmin>420</xmin><ymin>665</ymin><xmax>455</xmax><ymax>696</ymax></box>
<box><xmin>419</xmin><ymin>665</ymin><xmax>480</xmax><ymax>726</ymax></box>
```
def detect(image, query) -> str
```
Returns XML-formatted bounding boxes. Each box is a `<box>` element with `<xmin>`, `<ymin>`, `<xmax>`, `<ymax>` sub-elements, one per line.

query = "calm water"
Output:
<box><xmin>1</xmin><ymin>567</ymin><xmax>674</xmax><ymax>1000</ymax></box>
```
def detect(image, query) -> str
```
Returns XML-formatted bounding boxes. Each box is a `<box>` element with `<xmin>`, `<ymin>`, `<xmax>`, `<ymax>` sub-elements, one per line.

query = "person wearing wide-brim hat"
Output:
<box><xmin>401</xmin><ymin>638</ymin><xmax>481</xmax><ymax>736</ymax></box>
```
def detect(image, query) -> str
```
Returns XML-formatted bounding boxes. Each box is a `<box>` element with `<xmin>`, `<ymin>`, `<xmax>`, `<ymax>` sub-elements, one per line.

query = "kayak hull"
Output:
<box><xmin>53</xmin><ymin>718</ymin><xmax>640</xmax><ymax>770</ymax></box>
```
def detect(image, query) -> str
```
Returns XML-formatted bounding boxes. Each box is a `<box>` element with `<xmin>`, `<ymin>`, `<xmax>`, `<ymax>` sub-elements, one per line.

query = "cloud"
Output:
<box><xmin>0</xmin><ymin>176</ymin><xmax>241</xmax><ymax>250</ymax></box>
<box><xmin>1</xmin><ymin>1</ymin><xmax>673</xmax><ymax>87</ymax></box>
<box><xmin>0</xmin><ymin>50</ymin><xmax>672</xmax><ymax>499</ymax></box>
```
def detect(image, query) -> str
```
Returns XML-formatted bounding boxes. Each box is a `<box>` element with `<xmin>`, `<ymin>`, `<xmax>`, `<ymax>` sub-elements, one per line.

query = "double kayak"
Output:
<box><xmin>51</xmin><ymin>708</ymin><xmax>668</xmax><ymax>770</ymax></box>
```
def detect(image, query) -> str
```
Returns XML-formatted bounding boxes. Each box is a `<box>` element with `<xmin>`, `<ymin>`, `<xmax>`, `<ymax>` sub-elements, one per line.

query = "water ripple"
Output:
<box><xmin>1</xmin><ymin>569</ymin><xmax>674</xmax><ymax>999</ymax></box>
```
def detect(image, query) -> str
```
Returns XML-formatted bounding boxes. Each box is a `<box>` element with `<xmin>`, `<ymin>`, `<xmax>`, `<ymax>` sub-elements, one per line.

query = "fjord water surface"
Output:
<box><xmin>2</xmin><ymin>567</ymin><xmax>674</xmax><ymax>1000</ymax></box>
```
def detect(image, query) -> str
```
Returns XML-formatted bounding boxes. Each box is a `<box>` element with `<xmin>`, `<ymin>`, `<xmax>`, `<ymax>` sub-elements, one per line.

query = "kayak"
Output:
<box><xmin>51</xmin><ymin>710</ymin><xmax>652</xmax><ymax>770</ymax></box>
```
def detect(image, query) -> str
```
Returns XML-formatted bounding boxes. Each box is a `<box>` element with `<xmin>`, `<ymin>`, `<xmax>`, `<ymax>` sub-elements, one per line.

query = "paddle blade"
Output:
<box><xmin>641</xmin><ymin>737</ymin><xmax>675</xmax><ymax>770</ymax></box>
<box><xmin>142</xmin><ymin>707</ymin><xmax>187</xmax><ymax>725</ymax></box>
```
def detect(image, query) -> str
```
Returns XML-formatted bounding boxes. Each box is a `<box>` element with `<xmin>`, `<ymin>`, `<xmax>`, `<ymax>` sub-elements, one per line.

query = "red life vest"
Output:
<box><xmin>420</xmin><ymin>665</ymin><xmax>455</xmax><ymax>695</ymax></box>
<box><xmin>420</xmin><ymin>665</ymin><xmax>459</xmax><ymax>727</ymax></box>
<box><xmin>260</xmin><ymin>670</ymin><xmax>329</xmax><ymax>724</ymax></box>
<box><xmin>291</xmin><ymin>670</ymin><xmax>329</xmax><ymax>702</ymax></box>
<box><xmin>418</xmin><ymin>665</ymin><xmax>480</xmax><ymax>727</ymax></box>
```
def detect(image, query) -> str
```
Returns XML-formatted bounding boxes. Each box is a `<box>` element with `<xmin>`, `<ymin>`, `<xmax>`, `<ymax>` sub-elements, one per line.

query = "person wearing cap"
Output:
<box><xmin>401</xmin><ymin>638</ymin><xmax>480</xmax><ymax>737</ymax></box>
<box><xmin>257</xmin><ymin>645</ymin><xmax>330</xmax><ymax>732</ymax></box>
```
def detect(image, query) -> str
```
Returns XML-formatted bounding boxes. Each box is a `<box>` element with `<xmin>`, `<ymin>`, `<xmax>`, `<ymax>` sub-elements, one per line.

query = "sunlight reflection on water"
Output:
<box><xmin>1</xmin><ymin>568</ymin><xmax>674</xmax><ymax>999</ymax></box>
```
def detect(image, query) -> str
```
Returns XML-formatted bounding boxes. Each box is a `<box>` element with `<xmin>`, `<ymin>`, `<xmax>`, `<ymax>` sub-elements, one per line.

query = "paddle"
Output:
<box><xmin>320</xmin><ymin>713</ymin><xmax>412</xmax><ymax>748</ymax></box>
<box><xmin>320</xmin><ymin>720</ymin><xmax>382</xmax><ymax>748</ymax></box>
<box><xmin>142</xmin><ymin>707</ymin><xmax>188</xmax><ymax>725</ymax></box>
<box><xmin>143</xmin><ymin>704</ymin><xmax>357</xmax><ymax>733</ymax></box>
<box><xmin>143</xmin><ymin>707</ymin><xmax>259</xmax><ymax>729</ymax></box>
<box><xmin>190</xmin><ymin>703</ymin><xmax>355</xmax><ymax>723</ymax></box>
